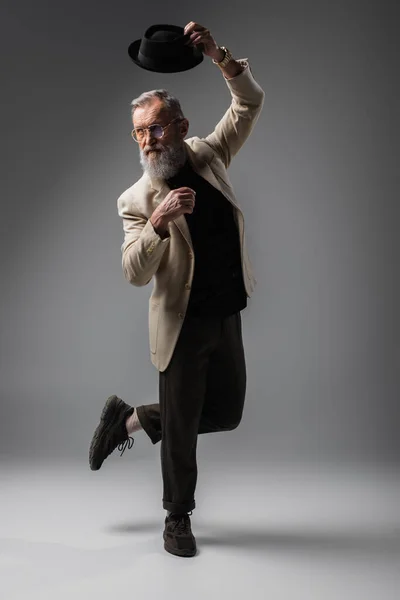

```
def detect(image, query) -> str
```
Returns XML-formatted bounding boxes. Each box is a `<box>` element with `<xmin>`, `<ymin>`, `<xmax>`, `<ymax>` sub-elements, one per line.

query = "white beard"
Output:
<box><xmin>139</xmin><ymin>141</ymin><xmax>187</xmax><ymax>180</ymax></box>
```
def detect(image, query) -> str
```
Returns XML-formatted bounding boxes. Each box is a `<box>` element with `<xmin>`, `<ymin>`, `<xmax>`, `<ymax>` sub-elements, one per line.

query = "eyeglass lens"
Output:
<box><xmin>134</xmin><ymin>125</ymin><xmax>163</xmax><ymax>141</ymax></box>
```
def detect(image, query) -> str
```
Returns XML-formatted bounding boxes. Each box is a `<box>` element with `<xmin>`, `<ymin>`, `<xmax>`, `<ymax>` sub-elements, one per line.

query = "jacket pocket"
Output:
<box><xmin>149</xmin><ymin>302</ymin><xmax>160</xmax><ymax>354</ymax></box>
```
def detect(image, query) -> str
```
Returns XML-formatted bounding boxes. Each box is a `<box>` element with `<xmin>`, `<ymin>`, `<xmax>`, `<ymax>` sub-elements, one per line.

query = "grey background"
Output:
<box><xmin>1</xmin><ymin>0</ymin><xmax>399</xmax><ymax>464</ymax></box>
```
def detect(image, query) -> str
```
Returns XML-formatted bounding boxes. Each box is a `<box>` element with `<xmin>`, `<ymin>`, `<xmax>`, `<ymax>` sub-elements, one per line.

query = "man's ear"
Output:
<box><xmin>180</xmin><ymin>118</ymin><xmax>189</xmax><ymax>138</ymax></box>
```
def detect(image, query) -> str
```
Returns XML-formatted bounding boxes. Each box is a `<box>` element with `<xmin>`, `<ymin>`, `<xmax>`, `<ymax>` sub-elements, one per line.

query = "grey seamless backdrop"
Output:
<box><xmin>1</xmin><ymin>0</ymin><xmax>398</xmax><ymax>464</ymax></box>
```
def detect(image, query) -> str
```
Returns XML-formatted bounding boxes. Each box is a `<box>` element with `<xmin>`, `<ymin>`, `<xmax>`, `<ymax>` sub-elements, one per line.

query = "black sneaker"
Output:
<box><xmin>89</xmin><ymin>395</ymin><xmax>135</xmax><ymax>471</ymax></box>
<box><xmin>163</xmin><ymin>511</ymin><xmax>197</xmax><ymax>557</ymax></box>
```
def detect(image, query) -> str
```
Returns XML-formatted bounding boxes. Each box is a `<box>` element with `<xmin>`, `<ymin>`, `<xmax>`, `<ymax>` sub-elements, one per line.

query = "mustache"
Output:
<box><xmin>143</xmin><ymin>145</ymin><xmax>164</xmax><ymax>154</ymax></box>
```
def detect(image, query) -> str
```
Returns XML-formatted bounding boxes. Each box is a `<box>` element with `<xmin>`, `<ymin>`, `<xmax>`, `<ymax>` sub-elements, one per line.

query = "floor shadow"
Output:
<box><xmin>106</xmin><ymin>520</ymin><xmax>160</xmax><ymax>534</ymax></box>
<box><xmin>106</xmin><ymin>518</ymin><xmax>400</xmax><ymax>560</ymax></box>
<box><xmin>196</xmin><ymin>525</ymin><xmax>400</xmax><ymax>559</ymax></box>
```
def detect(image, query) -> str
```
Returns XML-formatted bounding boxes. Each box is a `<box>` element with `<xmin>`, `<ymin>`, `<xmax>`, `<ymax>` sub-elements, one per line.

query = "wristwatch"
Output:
<box><xmin>212</xmin><ymin>46</ymin><xmax>233</xmax><ymax>69</ymax></box>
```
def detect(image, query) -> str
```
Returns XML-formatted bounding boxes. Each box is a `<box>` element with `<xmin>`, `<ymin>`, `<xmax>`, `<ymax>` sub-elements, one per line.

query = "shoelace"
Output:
<box><xmin>117</xmin><ymin>436</ymin><xmax>134</xmax><ymax>456</ymax></box>
<box><xmin>170</xmin><ymin>511</ymin><xmax>193</xmax><ymax>535</ymax></box>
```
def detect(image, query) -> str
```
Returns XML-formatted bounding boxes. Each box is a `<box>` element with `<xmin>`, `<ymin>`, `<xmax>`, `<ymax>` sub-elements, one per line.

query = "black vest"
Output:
<box><xmin>166</xmin><ymin>159</ymin><xmax>247</xmax><ymax>317</ymax></box>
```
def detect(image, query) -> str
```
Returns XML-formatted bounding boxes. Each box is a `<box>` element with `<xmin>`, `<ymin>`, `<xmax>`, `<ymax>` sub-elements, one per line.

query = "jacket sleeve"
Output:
<box><xmin>117</xmin><ymin>192</ymin><xmax>170</xmax><ymax>287</ymax></box>
<box><xmin>204</xmin><ymin>58</ymin><xmax>265</xmax><ymax>169</ymax></box>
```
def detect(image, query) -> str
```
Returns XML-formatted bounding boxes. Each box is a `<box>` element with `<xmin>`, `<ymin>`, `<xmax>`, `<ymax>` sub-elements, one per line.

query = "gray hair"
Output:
<box><xmin>130</xmin><ymin>89</ymin><xmax>185</xmax><ymax>120</ymax></box>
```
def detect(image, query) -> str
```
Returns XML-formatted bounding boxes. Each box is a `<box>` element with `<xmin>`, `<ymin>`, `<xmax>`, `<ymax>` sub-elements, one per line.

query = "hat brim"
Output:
<box><xmin>128</xmin><ymin>39</ymin><xmax>203</xmax><ymax>73</ymax></box>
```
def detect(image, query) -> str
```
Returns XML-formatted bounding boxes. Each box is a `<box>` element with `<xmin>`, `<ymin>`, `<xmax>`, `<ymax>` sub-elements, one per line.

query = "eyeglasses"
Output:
<box><xmin>131</xmin><ymin>117</ymin><xmax>183</xmax><ymax>142</ymax></box>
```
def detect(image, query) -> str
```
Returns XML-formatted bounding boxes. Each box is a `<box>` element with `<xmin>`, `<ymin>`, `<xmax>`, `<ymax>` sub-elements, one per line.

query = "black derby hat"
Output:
<box><xmin>128</xmin><ymin>24</ymin><xmax>204</xmax><ymax>73</ymax></box>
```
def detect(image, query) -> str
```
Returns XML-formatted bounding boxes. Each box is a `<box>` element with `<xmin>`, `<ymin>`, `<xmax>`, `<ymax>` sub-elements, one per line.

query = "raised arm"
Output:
<box><xmin>204</xmin><ymin>60</ymin><xmax>265</xmax><ymax>168</ymax></box>
<box><xmin>184</xmin><ymin>21</ymin><xmax>265</xmax><ymax>169</ymax></box>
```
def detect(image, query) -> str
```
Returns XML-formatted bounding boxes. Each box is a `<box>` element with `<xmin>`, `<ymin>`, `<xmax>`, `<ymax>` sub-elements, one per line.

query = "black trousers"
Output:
<box><xmin>136</xmin><ymin>311</ymin><xmax>247</xmax><ymax>514</ymax></box>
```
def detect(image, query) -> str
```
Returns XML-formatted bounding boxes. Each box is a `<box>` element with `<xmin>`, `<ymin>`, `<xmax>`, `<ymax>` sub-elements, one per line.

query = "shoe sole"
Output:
<box><xmin>163</xmin><ymin>532</ymin><xmax>197</xmax><ymax>558</ymax></box>
<box><xmin>89</xmin><ymin>395</ymin><xmax>123</xmax><ymax>471</ymax></box>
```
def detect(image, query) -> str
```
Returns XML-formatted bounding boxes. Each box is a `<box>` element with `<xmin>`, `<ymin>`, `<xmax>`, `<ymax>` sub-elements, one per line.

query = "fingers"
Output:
<box><xmin>191</xmin><ymin>34</ymin><xmax>203</xmax><ymax>45</ymax></box>
<box><xmin>184</xmin><ymin>22</ymin><xmax>204</xmax><ymax>35</ymax></box>
<box><xmin>178</xmin><ymin>193</ymin><xmax>195</xmax><ymax>205</ymax></box>
<box><xmin>186</xmin><ymin>32</ymin><xmax>208</xmax><ymax>46</ymax></box>
<box><xmin>178</xmin><ymin>196</ymin><xmax>196</xmax><ymax>207</ymax></box>
<box><xmin>183</xmin><ymin>22</ymin><xmax>207</xmax><ymax>44</ymax></box>
<box><xmin>176</xmin><ymin>187</ymin><xmax>196</xmax><ymax>195</ymax></box>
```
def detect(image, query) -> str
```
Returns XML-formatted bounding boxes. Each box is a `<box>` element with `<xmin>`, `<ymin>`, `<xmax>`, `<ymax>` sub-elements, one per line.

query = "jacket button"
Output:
<box><xmin>188</xmin><ymin>251</ymin><xmax>193</xmax><ymax>258</ymax></box>
<box><xmin>185</xmin><ymin>283</ymin><xmax>191</xmax><ymax>290</ymax></box>
<box><xmin>178</xmin><ymin>312</ymin><xmax>184</xmax><ymax>319</ymax></box>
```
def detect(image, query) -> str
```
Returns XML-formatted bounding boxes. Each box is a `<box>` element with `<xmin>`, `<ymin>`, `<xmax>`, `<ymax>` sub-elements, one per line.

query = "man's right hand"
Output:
<box><xmin>150</xmin><ymin>187</ymin><xmax>196</xmax><ymax>237</ymax></box>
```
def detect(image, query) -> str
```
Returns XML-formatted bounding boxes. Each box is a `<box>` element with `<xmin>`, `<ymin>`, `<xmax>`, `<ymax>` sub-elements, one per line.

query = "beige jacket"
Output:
<box><xmin>117</xmin><ymin>58</ymin><xmax>265</xmax><ymax>371</ymax></box>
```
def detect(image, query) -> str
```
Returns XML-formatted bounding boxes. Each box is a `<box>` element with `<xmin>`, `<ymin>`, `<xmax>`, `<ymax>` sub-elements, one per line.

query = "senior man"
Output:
<box><xmin>89</xmin><ymin>22</ymin><xmax>265</xmax><ymax>557</ymax></box>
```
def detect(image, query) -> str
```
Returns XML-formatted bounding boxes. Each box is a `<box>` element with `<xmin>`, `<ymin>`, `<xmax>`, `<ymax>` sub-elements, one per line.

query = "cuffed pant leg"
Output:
<box><xmin>135</xmin><ymin>404</ymin><xmax>162</xmax><ymax>444</ymax></box>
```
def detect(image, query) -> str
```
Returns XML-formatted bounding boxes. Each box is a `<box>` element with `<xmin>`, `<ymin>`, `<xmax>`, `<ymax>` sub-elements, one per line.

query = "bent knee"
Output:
<box><xmin>221</xmin><ymin>416</ymin><xmax>242</xmax><ymax>431</ymax></box>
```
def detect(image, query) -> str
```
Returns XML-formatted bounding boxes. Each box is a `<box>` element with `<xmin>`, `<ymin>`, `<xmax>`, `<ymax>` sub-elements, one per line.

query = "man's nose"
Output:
<box><xmin>141</xmin><ymin>135</ymin><xmax>155</xmax><ymax>150</ymax></box>
<box><xmin>145</xmin><ymin>128</ymin><xmax>157</xmax><ymax>144</ymax></box>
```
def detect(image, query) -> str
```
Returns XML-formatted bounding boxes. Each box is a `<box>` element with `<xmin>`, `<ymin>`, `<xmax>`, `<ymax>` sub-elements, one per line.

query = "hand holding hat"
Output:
<box><xmin>128</xmin><ymin>21</ymin><xmax>223</xmax><ymax>73</ymax></box>
<box><xmin>183</xmin><ymin>22</ymin><xmax>223</xmax><ymax>62</ymax></box>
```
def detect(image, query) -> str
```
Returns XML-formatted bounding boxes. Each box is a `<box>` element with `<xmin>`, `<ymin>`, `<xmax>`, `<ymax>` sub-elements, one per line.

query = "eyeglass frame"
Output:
<box><xmin>131</xmin><ymin>117</ymin><xmax>184</xmax><ymax>142</ymax></box>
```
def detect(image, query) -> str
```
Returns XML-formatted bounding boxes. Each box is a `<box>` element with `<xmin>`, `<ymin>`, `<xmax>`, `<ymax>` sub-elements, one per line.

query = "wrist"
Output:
<box><xmin>150</xmin><ymin>213</ymin><xmax>169</xmax><ymax>238</ymax></box>
<box><xmin>210</xmin><ymin>46</ymin><xmax>225</xmax><ymax>63</ymax></box>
